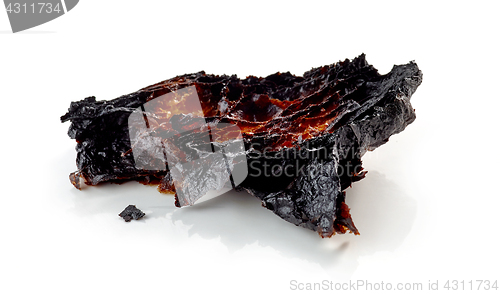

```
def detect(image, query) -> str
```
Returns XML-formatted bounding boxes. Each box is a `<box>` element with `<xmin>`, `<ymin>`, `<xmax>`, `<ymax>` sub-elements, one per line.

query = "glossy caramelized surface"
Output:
<box><xmin>136</xmin><ymin>55</ymin><xmax>378</xmax><ymax>151</ymax></box>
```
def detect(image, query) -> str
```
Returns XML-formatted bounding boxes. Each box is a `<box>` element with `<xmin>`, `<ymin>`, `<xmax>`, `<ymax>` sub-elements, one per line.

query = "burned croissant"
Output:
<box><xmin>61</xmin><ymin>54</ymin><xmax>422</xmax><ymax>237</ymax></box>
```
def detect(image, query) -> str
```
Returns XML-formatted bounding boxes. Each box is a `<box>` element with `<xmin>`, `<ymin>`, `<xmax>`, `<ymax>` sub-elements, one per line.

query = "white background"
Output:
<box><xmin>1</xmin><ymin>1</ymin><xmax>499</xmax><ymax>293</ymax></box>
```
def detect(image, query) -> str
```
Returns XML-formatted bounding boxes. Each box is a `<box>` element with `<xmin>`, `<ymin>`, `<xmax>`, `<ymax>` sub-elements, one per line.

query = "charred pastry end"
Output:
<box><xmin>62</xmin><ymin>54</ymin><xmax>421</xmax><ymax>237</ymax></box>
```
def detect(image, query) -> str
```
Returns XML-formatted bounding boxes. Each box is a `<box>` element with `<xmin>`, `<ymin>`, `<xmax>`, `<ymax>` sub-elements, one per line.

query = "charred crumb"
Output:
<box><xmin>119</xmin><ymin>205</ymin><xmax>145</xmax><ymax>222</ymax></box>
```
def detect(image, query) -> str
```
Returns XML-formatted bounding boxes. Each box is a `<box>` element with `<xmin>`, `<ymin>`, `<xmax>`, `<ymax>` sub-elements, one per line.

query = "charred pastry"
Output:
<box><xmin>61</xmin><ymin>54</ymin><xmax>422</xmax><ymax>237</ymax></box>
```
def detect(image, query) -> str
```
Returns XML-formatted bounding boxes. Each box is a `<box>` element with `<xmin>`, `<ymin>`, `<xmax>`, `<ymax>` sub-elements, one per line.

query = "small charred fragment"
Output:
<box><xmin>119</xmin><ymin>205</ymin><xmax>145</xmax><ymax>222</ymax></box>
<box><xmin>62</xmin><ymin>54</ymin><xmax>422</xmax><ymax>237</ymax></box>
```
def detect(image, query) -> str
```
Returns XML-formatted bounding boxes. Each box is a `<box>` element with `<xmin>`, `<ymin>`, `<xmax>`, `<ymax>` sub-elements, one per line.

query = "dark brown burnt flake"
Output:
<box><xmin>61</xmin><ymin>54</ymin><xmax>422</xmax><ymax>238</ymax></box>
<box><xmin>119</xmin><ymin>205</ymin><xmax>145</xmax><ymax>222</ymax></box>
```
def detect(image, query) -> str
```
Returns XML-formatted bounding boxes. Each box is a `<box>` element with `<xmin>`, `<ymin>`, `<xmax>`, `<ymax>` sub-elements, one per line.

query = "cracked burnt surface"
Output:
<box><xmin>61</xmin><ymin>54</ymin><xmax>422</xmax><ymax>237</ymax></box>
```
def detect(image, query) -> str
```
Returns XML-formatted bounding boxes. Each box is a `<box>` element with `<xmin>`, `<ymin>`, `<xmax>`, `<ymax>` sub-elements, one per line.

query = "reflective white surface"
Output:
<box><xmin>1</xmin><ymin>1</ymin><xmax>499</xmax><ymax>293</ymax></box>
